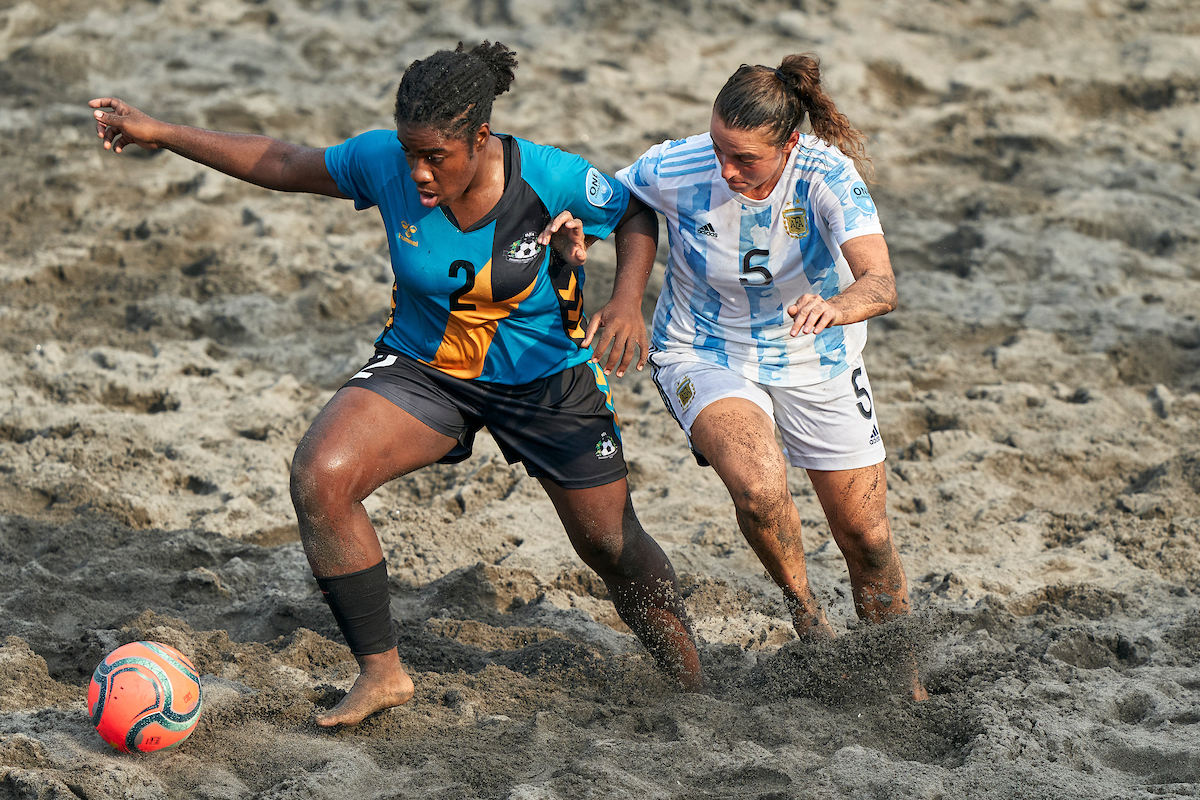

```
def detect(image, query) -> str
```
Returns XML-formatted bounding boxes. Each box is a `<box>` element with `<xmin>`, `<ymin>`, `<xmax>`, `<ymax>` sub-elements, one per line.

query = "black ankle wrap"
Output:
<box><xmin>315</xmin><ymin>560</ymin><xmax>397</xmax><ymax>655</ymax></box>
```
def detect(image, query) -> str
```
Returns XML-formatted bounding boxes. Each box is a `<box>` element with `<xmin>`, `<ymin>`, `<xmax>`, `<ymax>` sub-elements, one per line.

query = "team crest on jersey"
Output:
<box><xmin>675</xmin><ymin>376</ymin><xmax>695</xmax><ymax>409</ymax></box>
<box><xmin>506</xmin><ymin>231</ymin><xmax>543</xmax><ymax>264</ymax></box>
<box><xmin>783</xmin><ymin>203</ymin><xmax>808</xmax><ymax>239</ymax></box>
<box><xmin>595</xmin><ymin>432</ymin><xmax>618</xmax><ymax>460</ymax></box>
<box><xmin>398</xmin><ymin>221</ymin><xmax>418</xmax><ymax>247</ymax></box>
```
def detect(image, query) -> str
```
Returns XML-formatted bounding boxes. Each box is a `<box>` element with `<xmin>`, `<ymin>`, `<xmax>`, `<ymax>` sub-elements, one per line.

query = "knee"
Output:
<box><xmin>728</xmin><ymin>473</ymin><xmax>790</xmax><ymax>527</ymax></box>
<box><xmin>289</xmin><ymin>440</ymin><xmax>355</xmax><ymax>522</ymax></box>
<box><xmin>837</xmin><ymin>523</ymin><xmax>896</xmax><ymax>571</ymax></box>
<box><xmin>572</xmin><ymin>525</ymin><xmax>628</xmax><ymax>577</ymax></box>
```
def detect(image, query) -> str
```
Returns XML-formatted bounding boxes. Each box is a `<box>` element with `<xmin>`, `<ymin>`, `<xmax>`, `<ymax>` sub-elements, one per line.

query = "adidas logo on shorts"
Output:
<box><xmin>697</xmin><ymin>223</ymin><xmax>717</xmax><ymax>238</ymax></box>
<box><xmin>869</xmin><ymin>425</ymin><xmax>881</xmax><ymax>446</ymax></box>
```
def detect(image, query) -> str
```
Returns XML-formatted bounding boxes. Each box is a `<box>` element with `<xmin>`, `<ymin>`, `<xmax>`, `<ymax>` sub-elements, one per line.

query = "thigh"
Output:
<box><xmin>345</xmin><ymin>349</ymin><xmax>482</xmax><ymax>463</ymax></box>
<box><xmin>295</xmin><ymin>387</ymin><xmax>456</xmax><ymax>499</ymax></box>
<box><xmin>650</xmin><ymin>355</ymin><xmax>775</xmax><ymax>466</ymax></box>
<box><xmin>767</xmin><ymin>355</ymin><xmax>885</xmax><ymax>471</ymax></box>
<box><xmin>689</xmin><ymin>397</ymin><xmax>788</xmax><ymax>488</ymax></box>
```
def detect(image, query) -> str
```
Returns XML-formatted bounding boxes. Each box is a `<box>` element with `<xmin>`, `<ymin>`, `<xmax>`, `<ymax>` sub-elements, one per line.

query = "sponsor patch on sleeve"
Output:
<box><xmin>849</xmin><ymin>181</ymin><xmax>877</xmax><ymax>215</ymax></box>
<box><xmin>585</xmin><ymin>167</ymin><xmax>615</xmax><ymax>208</ymax></box>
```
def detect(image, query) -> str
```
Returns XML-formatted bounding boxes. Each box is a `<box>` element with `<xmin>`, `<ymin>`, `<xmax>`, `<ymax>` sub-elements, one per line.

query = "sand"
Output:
<box><xmin>2</xmin><ymin>0</ymin><xmax>1200</xmax><ymax>797</ymax></box>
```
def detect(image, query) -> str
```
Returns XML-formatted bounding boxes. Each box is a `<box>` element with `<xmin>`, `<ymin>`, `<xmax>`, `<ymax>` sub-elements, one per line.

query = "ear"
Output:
<box><xmin>472</xmin><ymin>123</ymin><xmax>491</xmax><ymax>153</ymax></box>
<box><xmin>783</xmin><ymin>129</ymin><xmax>801</xmax><ymax>155</ymax></box>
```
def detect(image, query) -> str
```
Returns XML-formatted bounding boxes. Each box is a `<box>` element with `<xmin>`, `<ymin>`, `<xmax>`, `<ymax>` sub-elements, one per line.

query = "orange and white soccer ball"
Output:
<box><xmin>87</xmin><ymin>641</ymin><xmax>203</xmax><ymax>753</ymax></box>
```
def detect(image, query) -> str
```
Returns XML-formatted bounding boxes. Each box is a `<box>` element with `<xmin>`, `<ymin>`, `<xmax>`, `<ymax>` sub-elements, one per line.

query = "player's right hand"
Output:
<box><xmin>89</xmin><ymin>98</ymin><xmax>163</xmax><ymax>154</ymax></box>
<box><xmin>538</xmin><ymin>210</ymin><xmax>589</xmax><ymax>267</ymax></box>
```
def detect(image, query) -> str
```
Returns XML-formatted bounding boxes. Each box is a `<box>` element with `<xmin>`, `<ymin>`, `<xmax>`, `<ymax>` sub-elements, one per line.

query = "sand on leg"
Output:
<box><xmin>541</xmin><ymin>478</ymin><xmax>705</xmax><ymax>690</ymax></box>
<box><xmin>808</xmin><ymin>463</ymin><xmax>928</xmax><ymax>700</ymax></box>
<box><xmin>689</xmin><ymin>398</ymin><xmax>834</xmax><ymax>638</ymax></box>
<box><xmin>290</xmin><ymin>386</ymin><xmax>456</xmax><ymax>726</ymax></box>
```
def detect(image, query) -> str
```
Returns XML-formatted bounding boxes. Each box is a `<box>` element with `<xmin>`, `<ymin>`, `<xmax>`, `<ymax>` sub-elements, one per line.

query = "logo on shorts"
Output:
<box><xmin>783</xmin><ymin>203</ymin><xmax>808</xmax><ymax>239</ymax></box>
<box><xmin>506</xmin><ymin>231</ymin><xmax>543</xmax><ymax>265</ymax></box>
<box><xmin>675</xmin><ymin>377</ymin><xmax>695</xmax><ymax>409</ymax></box>
<box><xmin>869</xmin><ymin>425</ymin><xmax>881</xmax><ymax>446</ymax></box>
<box><xmin>595</xmin><ymin>432</ymin><xmax>618</xmax><ymax>460</ymax></box>
<box><xmin>398</xmin><ymin>221</ymin><xmax>418</xmax><ymax>246</ymax></box>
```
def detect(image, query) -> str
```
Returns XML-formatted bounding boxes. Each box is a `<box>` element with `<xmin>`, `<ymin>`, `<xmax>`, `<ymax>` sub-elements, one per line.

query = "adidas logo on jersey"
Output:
<box><xmin>868</xmin><ymin>425</ymin><xmax>881</xmax><ymax>446</ymax></box>
<box><xmin>697</xmin><ymin>223</ymin><xmax>717</xmax><ymax>238</ymax></box>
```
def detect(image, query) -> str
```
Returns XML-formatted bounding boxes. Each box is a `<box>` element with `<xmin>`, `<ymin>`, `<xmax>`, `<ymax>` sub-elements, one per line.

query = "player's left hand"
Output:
<box><xmin>788</xmin><ymin>294</ymin><xmax>842</xmax><ymax>336</ymax></box>
<box><xmin>582</xmin><ymin>299</ymin><xmax>647</xmax><ymax>377</ymax></box>
<box><xmin>538</xmin><ymin>211</ymin><xmax>588</xmax><ymax>267</ymax></box>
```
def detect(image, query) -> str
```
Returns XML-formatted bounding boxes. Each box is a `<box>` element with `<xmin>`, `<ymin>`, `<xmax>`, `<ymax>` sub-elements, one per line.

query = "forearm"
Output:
<box><xmin>828</xmin><ymin>271</ymin><xmax>897</xmax><ymax>324</ymax></box>
<box><xmin>156</xmin><ymin>123</ymin><xmax>327</xmax><ymax>194</ymax></box>
<box><xmin>609</xmin><ymin>202</ymin><xmax>659</xmax><ymax>305</ymax></box>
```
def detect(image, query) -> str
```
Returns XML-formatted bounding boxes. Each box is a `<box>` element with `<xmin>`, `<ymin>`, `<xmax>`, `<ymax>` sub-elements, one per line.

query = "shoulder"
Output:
<box><xmin>336</xmin><ymin>128</ymin><xmax>400</xmax><ymax>154</ymax></box>
<box><xmin>621</xmin><ymin>132</ymin><xmax>715</xmax><ymax>189</ymax></box>
<box><xmin>791</xmin><ymin>134</ymin><xmax>855</xmax><ymax>181</ymax></box>
<box><xmin>511</xmin><ymin>135</ymin><xmax>583</xmax><ymax>170</ymax></box>
<box><xmin>326</xmin><ymin>128</ymin><xmax>400</xmax><ymax>166</ymax></box>
<box><xmin>645</xmin><ymin>132</ymin><xmax>716</xmax><ymax>175</ymax></box>
<box><xmin>789</xmin><ymin>136</ymin><xmax>872</xmax><ymax>201</ymax></box>
<box><xmin>510</xmin><ymin>135</ymin><xmax>621</xmax><ymax>205</ymax></box>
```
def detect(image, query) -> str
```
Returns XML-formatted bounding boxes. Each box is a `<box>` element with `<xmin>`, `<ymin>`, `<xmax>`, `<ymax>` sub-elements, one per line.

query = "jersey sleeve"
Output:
<box><xmin>815</xmin><ymin>160</ymin><xmax>885</xmax><ymax>245</ymax></box>
<box><xmin>614</xmin><ymin>141</ymin><xmax>670</xmax><ymax>211</ymax></box>
<box><xmin>324</xmin><ymin>130</ymin><xmax>391</xmax><ymax>212</ymax></box>
<box><xmin>517</xmin><ymin>140</ymin><xmax>629</xmax><ymax>240</ymax></box>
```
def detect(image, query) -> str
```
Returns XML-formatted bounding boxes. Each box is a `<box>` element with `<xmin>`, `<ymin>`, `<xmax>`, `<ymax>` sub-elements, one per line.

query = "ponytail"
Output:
<box><xmin>713</xmin><ymin>53</ymin><xmax>872</xmax><ymax>178</ymax></box>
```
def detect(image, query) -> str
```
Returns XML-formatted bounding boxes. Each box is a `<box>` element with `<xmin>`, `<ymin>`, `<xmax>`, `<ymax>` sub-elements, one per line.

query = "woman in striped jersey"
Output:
<box><xmin>614</xmin><ymin>53</ymin><xmax>927</xmax><ymax>699</ymax></box>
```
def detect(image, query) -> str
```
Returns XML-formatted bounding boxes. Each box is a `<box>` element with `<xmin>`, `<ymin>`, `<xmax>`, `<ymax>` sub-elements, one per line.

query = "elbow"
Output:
<box><xmin>618</xmin><ymin>196</ymin><xmax>659</xmax><ymax>244</ymax></box>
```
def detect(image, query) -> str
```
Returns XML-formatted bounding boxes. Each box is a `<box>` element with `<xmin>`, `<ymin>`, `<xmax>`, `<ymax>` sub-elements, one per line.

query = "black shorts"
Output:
<box><xmin>343</xmin><ymin>348</ymin><xmax>627</xmax><ymax>490</ymax></box>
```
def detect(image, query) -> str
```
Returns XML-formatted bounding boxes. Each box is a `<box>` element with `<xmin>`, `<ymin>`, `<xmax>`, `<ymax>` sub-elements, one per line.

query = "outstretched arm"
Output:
<box><xmin>582</xmin><ymin>196</ymin><xmax>658</xmax><ymax>377</ymax></box>
<box><xmin>89</xmin><ymin>97</ymin><xmax>346</xmax><ymax>198</ymax></box>
<box><xmin>787</xmin><ymin>233</ymin><xmax>897</xmax><ymax>336</ymax></box>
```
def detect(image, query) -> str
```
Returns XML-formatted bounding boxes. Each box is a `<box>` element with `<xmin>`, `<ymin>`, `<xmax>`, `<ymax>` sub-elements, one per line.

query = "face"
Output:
<box><xmin>709</xmin><ymin>113</ymin><xmax>800</xmax><ymax>201</ymax></box>
<box><xmin>396</xmin><ymin>122</ymin><xmax>489</xmax><ymax>208</ymax></box>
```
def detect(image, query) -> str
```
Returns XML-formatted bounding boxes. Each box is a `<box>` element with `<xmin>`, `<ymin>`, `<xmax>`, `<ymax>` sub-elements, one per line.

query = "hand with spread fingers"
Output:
<box><xmin>581</xmin><ymin>295</ymin><xmax>649</xmax><ymax>378</ymax></box>
<box><xmin>89</xmin><ymin>98</ymin><xmax>165</xmax><ymax>154</ymax></box>
<box><xmin>538</xmin><ymin>210</ymin><xmax>589</xmax><ymax>267</ymax></box>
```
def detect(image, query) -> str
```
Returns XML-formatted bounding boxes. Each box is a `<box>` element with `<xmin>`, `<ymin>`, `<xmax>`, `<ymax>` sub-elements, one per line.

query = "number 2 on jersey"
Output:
<box><xmin>449</xmin><ymin>260</ymin><xmax>476</xmax><ymax>311</ymax></box>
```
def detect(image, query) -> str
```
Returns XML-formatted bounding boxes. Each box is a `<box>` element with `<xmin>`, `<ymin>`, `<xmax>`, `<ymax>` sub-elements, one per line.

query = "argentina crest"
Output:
<box><xmin>783</xmin><ymin>203</ymin><xmax>808</xmax><ymax>239</ymax></box>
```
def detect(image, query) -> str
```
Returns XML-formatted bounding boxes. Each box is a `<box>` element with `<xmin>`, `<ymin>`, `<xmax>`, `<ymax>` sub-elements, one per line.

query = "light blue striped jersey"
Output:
<box><xmin>616</xmin><ymin>132</ymin><xmax>883</xmax><ymax>386</ymax></box>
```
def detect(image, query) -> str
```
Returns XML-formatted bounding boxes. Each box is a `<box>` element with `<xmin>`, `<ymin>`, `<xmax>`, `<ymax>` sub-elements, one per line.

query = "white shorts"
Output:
<box><xmin>649</xmin><ymin>352</ymin><xmax>886</xmax><ymax>471</ymax></box>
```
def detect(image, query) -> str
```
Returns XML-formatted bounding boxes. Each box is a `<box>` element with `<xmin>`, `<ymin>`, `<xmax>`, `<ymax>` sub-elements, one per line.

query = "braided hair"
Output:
<box><xmin>713</xmin><ymin>53</ymin><xmax>872</xmax><ymax>178</ymax></box>
<box><xmin>393</xmin><ymin>41</ymin><xmax>518</xmax><ymax>146</ymax></box>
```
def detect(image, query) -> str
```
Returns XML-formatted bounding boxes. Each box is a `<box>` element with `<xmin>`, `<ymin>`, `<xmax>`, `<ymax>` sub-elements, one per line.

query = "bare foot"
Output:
<box><xmin>315</xmin><ymin>649</ymin><xmax>415</xmax><ymax>727</ymax></box>
<box><xmin>790</xmin><ymin>608</ymin><xmax>836</xmax><ymax>640</ymax></box>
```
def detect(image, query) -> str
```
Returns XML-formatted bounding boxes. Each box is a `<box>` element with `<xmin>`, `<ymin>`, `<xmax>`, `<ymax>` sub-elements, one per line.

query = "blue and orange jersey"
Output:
<box><xmin>325</xmin><ymin>131</ymin><xmax>630</xmax><ymax>384</ymax></box>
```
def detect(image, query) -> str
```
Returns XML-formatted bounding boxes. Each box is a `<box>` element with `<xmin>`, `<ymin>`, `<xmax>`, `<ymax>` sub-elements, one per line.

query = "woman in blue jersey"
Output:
<box><xmin>89</xmin><ymin>41</ymin><xmax>703</xmax><ymax>726</ymax></box>
<box><xmin>611</xmin><ymin>53</ymin><xmax>926</xmax><ymax>698</ymax></box>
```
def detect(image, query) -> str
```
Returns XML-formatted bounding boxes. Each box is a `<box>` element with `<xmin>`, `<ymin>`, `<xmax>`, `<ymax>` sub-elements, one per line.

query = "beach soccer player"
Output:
<box><xmin>611</xmin><ymin>53</ymin><xmax>927</xmax><ymax>698</ymax></box>
<box><xmin>90</xmin><ymin>41</ymin><xmax>704</xmax><ymax>726</ymax></box>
